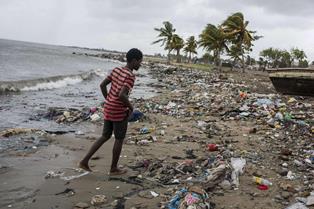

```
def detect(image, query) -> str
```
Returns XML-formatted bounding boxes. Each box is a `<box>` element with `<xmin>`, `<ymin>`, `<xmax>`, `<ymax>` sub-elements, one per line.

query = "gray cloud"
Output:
<box><xmin>0</xmin><ymin>0</ymin><xmax>313</xmax><ymax>60</ymax></box>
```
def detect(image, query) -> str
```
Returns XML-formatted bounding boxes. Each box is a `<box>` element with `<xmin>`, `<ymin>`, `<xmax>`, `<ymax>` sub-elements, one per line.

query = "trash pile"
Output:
<box><xmin>40</xmin><ymin>106</ymin><xmax>145</xmax><ymax>124</ymax></box>
<box><xmin>124</xmin><ymin>63</ymin><xmax>314</xmax><ymax>208</ymax></box>
<box><xmin>41</xmin><ymin>107</ymin><xmax>102</xmax><ymax>123</ymax></box>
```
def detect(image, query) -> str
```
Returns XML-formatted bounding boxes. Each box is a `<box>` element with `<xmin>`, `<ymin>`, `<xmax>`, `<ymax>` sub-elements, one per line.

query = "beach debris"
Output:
<box><xmin>306</xmin><ymin>192</ymin><xmax>314</xmax><ymax>206</ymax></box>
<box><xmin>4</xmin><ymin>61</ymin><xmax>312</xmax><ymax>208</ymax></box>
<box><xmin>40</xmin><ymin>106</ymin><xmax>100</xmax><ymax>123</ymax></box>
<box><xmin>60</xmin><ymin>170</ymin><xmax>90</xmax><ymax>181</ymax></box>
<box><xmin>128</xmin><ymin>109</ymin><xmax>144</xmax><ymax>122</ymax></box>
<box><xmin>139</xmin><ymin>127</ymin><xmax>155</xmax><ymax>134</ymax></box>
<box><xmin>230</xmin><ymin>158</ymin><xmax>246</xmax><ymax>187</ymax></box>
<box><xmin>284</xmin><ymin>202</ymin><xmax>309</xmax><ymax>209</ymax></box>
<box><xmin>90</xmin><ymin>113</ymin><xmax>101</xmax><ymax>122</ymax></box>
<box><xmin>55</xmin><ymin>188</ymin><xmax>75</xmax><ymax>196</ymax></box>
<box><xmin>45</xmin><ymin>168</ymin><xmax>89</xmax><ymax>181</ymax></box>
<box><xmin>138</xmin><ymin>190</ymin><xmax>158</xmax><ymax>199</ymax></box>
<box><xmin>167</xmin><ymin>186</ymin><xmax>211</xmax><ymax>209</ymax></box>
<box><xmin>253</xmin><ymin>176</ymin><xmax>272</xmax><ymax>186</ymax></box>
<box><xmin>75</xmin><ymin>202</ymin><xmax>89</xmax><ymax>209</ymax></box>
<box><xmin>0</xmin><ymin>128</ymin><xmax>41</xmax><ymax>137</ymax></box>
<box><xmin>91</xmin><ymin>194</ymin><xmax>108</xmax><ymax>206</ymax></box>
<box><xmin>45</xmin><ymin>170</ymin><xmax>64</xmax><ymax>179</ymax></box>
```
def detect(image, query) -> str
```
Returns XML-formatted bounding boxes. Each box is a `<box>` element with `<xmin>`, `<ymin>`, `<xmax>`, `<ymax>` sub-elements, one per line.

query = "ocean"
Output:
<box><xmin>0</xmin><ymin>39</ymin><xmax>156</xmax><ymax>150</ymax></box>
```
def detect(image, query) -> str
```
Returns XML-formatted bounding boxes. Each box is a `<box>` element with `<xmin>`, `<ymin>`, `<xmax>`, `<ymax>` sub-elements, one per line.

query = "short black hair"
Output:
<box><xmin>126</xmin><ymin>48</ymin><xmax>143</xmax><ymax>62</ymax></box>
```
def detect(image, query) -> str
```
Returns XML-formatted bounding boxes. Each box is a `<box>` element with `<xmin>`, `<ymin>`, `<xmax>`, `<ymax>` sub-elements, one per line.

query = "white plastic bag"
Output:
<box><xmin>231</xmin><ymin>158</ymin><xmax>246</xmax><ymax>187</ymax></box>
<box><xmin>285</xmin><ymin>202</ymin><xmax>308</xmax><ymax>209</ymax></box>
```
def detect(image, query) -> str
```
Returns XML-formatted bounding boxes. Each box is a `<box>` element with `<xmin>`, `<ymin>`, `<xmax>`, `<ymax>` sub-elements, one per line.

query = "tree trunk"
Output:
<box><xmin>217</xmin><ymin>51</ymin><xmax>222</xmax><ymax>72</ymax></box>
<box><xmin>241</xmin><ymin>54</ymin><xmax>245</xmax><ymax>73</ymax></box>
<box><xmin>231</xmin><ymin>58</ymin><xmax>236</xmax><ymax>71</ymax></box>
<box><xmin>167</xmin><ymin>49</ymin><xmax>171</xmax><ymax>64</ymax></box>
<box><xmin>188</xmin><ymin>52</ymin><xmax>191</xmax><ymax>63</ymax></box>
<box><xmin>176</xmin><ymin>50</ymin><xmax>180</xmax><ymax>63</ymax></box>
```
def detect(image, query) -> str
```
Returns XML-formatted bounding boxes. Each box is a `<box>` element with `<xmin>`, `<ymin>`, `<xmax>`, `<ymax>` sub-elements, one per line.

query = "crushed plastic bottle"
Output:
<box><xmin>140</xmin><ymin>127</ymin><xmax>155</xmax><ymax>134</ymax></box>
<box><xmin>253</xmin><ymin>176</ymin><xmax>272</xmax><ymax>186</ymax></box>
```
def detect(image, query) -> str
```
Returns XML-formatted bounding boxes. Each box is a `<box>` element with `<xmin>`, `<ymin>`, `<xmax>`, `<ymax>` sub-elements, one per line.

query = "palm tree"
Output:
<box><xmin>199</xmin><ymin>24</ymin><xmax>228</xmax><ymax>71</ymax></box>
<box><xmin>260</xmin><ymin>47</ymin><xmax>281</xmax><ymax>68</ymax></box>
<box><xmin>222</xmin><ymin>12</ymin><xmax>256</xmax><ymax>72</ymax></box>
<box><xmin>202</xmin><ymin>52</ymin><xmax>214</xmax><ymax>64</ymax></box>
<box><xmin>184</xmin><ymin>36</ymin><xmax>198</xmax><ymax>63</ymax></box>
<box><xmin>152</xmin><ymin>21</ymin><xmax>176</xmax><ymax>64</ymax></box>
<box><xmin>170</xmin><ymin>34</ymin><xmax>184</xmax><ymax>63</ymax></box>
<box><xmin>279</xmin><ymin>50</ymin><xmax>292</xmax><ymax>67</ymax></box>
<box><xmin>291</xmin><ymin>48</ymin><xmax>307</xmax><ymax>67</ymax></box>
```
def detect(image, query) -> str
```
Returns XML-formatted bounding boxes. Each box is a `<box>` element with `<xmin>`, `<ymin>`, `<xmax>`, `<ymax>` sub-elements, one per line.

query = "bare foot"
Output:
<box><xmin>79</xmin><ymin>161</ymin><xmax>92</xmax><ymax>172</ymax></box>
<box><xmin>109</xmin><ymin>168</ymin><xmax>127</xmax><ymax>176</ymax></box>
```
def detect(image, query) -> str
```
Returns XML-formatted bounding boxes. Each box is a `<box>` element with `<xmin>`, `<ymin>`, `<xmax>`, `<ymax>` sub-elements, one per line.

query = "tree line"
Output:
<box><xmin>153</xmin><ymin>12</ymin><xmax>311</xmax><ymax>71</ymax></box>
<box><xmin>259</xmin><ymin>47</ymin><xmax>308</xmax><ymax>69</ymax></box>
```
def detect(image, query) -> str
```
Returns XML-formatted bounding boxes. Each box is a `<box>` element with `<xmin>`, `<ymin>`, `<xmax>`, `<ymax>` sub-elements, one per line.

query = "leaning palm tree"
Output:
<box><xmin>222</xmin><ymin>12</ymin><xmax>256</xmax><ymax>72</ymax></box>
<box><xmin>170</xmin><ymin>34</ymin><xmax>184</xmax><ymax>63</ymax></box>
<box><xmin>199</xmin><ymin>24</ymin><xmax>229</xmax><ymax>71</ymax></box>
<box><xmin>184</xmin><ymin>36</ymin><xmax>198</xmax><ymax>63</ymax></box>
<box><xmin>152</xmin><ymin>21</ymin><xmax>176</xmax><ymax>64</ymax></box>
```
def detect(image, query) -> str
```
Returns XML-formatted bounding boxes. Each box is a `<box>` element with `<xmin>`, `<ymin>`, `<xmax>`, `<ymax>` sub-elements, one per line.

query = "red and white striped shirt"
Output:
<box><xmin>103</xmin><ymin>67</ymin><xmax>135</xmax><ymax>121</ymax></box>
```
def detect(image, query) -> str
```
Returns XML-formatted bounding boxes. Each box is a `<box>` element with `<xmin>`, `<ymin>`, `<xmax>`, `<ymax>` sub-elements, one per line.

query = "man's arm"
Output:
<box><xmin>119</xmin><ymin>86</ymin><xmax>133</xmax><ymax>113</ymax></box>
<box><xmin>100</xmin><ymin>78</ymin><xmax>111</xmax><ymax>99</ymax></box>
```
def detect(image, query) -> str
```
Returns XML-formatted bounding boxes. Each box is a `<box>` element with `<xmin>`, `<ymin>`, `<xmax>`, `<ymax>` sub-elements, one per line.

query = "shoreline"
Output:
<box><xmin>0</xmin><ymin>60</ymin><xmax>313</xmax><ymax>209</ymax></box>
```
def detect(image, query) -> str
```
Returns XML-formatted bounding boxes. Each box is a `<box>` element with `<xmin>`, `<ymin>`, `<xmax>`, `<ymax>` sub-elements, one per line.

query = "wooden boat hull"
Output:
<box><xmin>268</xmin><ymin>68</ymin><xmax>314</xmax><ymax>96</ymax></box>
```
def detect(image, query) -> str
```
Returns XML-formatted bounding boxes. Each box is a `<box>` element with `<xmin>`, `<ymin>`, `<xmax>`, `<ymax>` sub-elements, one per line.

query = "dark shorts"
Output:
<box><xmin>102</xmin><ymin>119</ymin><xmax>128</xmax><ymax>140</ymax></box>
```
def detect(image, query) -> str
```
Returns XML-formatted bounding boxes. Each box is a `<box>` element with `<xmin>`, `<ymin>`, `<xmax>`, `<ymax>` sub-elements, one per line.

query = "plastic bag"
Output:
<box><xmin>231</xmin><ymin>158</ymin><xmax>246</xmax><ymax>187</ymax></box>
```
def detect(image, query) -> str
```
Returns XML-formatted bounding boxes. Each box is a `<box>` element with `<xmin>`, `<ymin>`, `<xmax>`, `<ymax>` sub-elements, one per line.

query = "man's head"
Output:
<box><xmin>126</xmin><ymin>48</ymin><xmax>143</xmax><ymax>71</ymax></box>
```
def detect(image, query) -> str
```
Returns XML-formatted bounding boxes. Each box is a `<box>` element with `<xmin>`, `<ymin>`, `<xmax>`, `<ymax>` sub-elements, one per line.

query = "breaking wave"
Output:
<box><xmin>0</xmin><ymin>69</ymin><xmax>105</xmax><ymax>94</ymax></box>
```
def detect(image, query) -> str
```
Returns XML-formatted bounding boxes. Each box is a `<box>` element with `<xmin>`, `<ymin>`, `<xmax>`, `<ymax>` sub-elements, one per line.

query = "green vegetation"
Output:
<box><xmin>170</xmin><ymin>34</ymin><xmax>184</xmax><ymax>63</ymax></box>
<box><xmin>259</xmin><ymin>47</ymin><xmax>308</xmax><ymax>69</ymax></box>
<box><xmin>184</xmin><ymin>36</ymin><xmax>198</xmax><ymax>63</ymax></box>
<box><xmin>153</xmin><ymin>12</ymin><xmax>259</xmax><ymax>72</ymax></box>
<box><xmin>153</xmin><ymin>13</ymin><xmax>310</xmax><ymax>71</ymax></box>
<box><xmin>152</xmin><ymin>21</ymin><xmax>176</xmax><ymax>64</ymax></box>
<box><xmin>199</xmin><ymin>24</ymin><xmax>228</xmax><ymax>71</ymax></box>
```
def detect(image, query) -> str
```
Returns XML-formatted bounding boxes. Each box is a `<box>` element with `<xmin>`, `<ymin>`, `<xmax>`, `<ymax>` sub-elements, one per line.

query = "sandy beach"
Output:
<box><xmin>1</xmin><ymin>61</ymin><xmax>313</xmax><ymax>209</ymax></box>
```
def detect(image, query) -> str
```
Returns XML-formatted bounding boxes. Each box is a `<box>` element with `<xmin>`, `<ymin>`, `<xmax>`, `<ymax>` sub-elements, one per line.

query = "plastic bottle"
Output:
<box><xmin>253</xmin><ymin>176</ymin><xmax>272</xmax><ymax>186</ymax></box>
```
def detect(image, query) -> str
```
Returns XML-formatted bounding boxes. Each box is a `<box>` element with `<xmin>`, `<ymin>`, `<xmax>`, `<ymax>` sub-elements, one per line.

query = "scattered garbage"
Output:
<box><xmin>90</xmin><ymin>113</ymin><xmax>101</xmax><ymax>122</ymax></box>
<box><xmin>0</xmin><ymin>128</ymin><xmax>41</xmax><ymax>137</ymax></box>
<box><xmin>45</xmin><ymin>168</ymin><xmax>90</xmax><ymax>181</ymax></box>
<box><xmin>91</xmin><ymin>194</ymin><xmax>108</xmax><ymax>206</ymax></box>
<box><xmin>207</xmin><ymin>144</ymin><xmax>219</xmax><ymax>152</ymax></box>
<box><xmin>167</xmin><ymin>186</ymin><xmax>211</xmax><ymax>209</ymax></box>
<box><xmin>253</xmin><ymin>176</ymin><xmax>272</xmax><ymax>186</ymax></box>
<box><xmin>306</xmin><ymin>192</ymin><xmax>314</xmax><ymax>206</ymax></box>
<box><xmin>55</xmin><ymin>188</ymin><xmax>75</xmax><ymax>196</ymax></box>
<box><xmin>230</xmin><ymin>158</ymin><xmax>246</xmax><ymax>187</ymax></box>
<box><xmin>140</xmin><ymin>127</ymin><xmax>155</xmax><ymax>134</ymax></box>
<box><xmin>284</xmin><ymin>202</ymin><xmax>309</xmax><ymax>209</ymax></box>
<box><xmin>4</xmin><ymin>62</ymin><xmax>312</xmax><ymax>209</ymax></box>
<box><xmin>75</xmin><ymin>202</ymin><xmax>89</xmax><ymax>209</ymax></box>
<box><xmin>128</xmin><ymin>109</ymin><xmax>144</xmax><ymax>122</ymax></box>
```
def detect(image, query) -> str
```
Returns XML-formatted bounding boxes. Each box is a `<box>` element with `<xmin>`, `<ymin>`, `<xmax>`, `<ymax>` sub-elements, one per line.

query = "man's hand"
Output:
<box><xmin>128</xmin><ymin>105</ymin><xmax>134</xmax><ymax>116</ymax></box>
<box><xmin>100</xmin><ymin>78</ymin><xmax>111</xmax><ymax>99</ymax></box>
<box><xmin>119</xmin><ymin>86</ymin><xmax>133</xmax><ymax>113</ymax></box>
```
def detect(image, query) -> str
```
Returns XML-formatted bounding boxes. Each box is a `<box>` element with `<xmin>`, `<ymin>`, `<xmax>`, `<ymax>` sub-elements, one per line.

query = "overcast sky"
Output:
<box><xmin>1</xmin><ymin>0</ymin><xmax>314</xmax><ymax>60</ymax></box>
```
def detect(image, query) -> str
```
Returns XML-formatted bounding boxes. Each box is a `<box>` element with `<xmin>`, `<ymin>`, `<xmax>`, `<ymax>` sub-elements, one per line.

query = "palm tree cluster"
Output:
<box><xmin>152</xmin><ymin>21</ymin><xmax>198</xmax><ymax>64</ymax></box>
<box><xmin>153</xmin><ymin>12</ymin><xmax>260</xmax><ymax>71</ymax></box>
<box><xmin>259</xmin><ymin>47</ymin><xmax>308</xmax><ymax>69</ymax></box>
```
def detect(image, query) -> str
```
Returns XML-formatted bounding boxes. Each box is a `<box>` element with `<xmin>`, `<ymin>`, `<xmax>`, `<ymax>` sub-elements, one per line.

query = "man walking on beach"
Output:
<box><xmin>79</xmin><ymin>48</ymin><xmax>143</xmax><ymax>175</ymax></box>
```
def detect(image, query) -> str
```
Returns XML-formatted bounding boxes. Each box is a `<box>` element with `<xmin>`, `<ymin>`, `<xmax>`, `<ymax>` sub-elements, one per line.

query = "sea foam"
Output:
<box><xmin>21</xmin><ymin>76</ymin><xmax>83</xmax><ymax>91</ymax></box>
